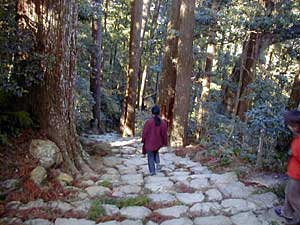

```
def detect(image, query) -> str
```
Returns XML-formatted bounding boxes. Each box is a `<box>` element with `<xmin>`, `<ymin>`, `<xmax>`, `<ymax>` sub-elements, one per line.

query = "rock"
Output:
<box><xmin>144</xmin><ymin>180</ymin><xmax>174</xmax><ymax>193</ymax></box>
<box><xmin>92</xmin><ymin>142</ymin><xmax>111</xmax><ymax>153</ymax></box>
<box><xmin>0</xmin><ymin>217</ymin><xmax>23</xmax><ymax>225</ymax></box>
<box><xmin>221</xmin><ymin>199</ymin><xmax>257</xmax><ymax>215</ymax></box>
<box><xmin>30</xmin><ymin>139</ymin><xmax>63</xmax><ymax>168</ymax></box>
<box><xmin>175</xmin><ymin>192</ymin><xmax>205</xmax><ymax>205</ymax></box>
<box><xmin>146</xmin><ymin>221</ymin><xmax>158</xmax><ymax>225</ymax></box>
<box><xmin>119</xmin><ymin>220</ymin><xmax>143</xmax><ymax>225</ymax></box>
<box><xmin>80</xmin><ymin>180</ymin><xmax>95</xmax><ymax>187</ymax></box>
<box><xmin>120</xmin><ymin>206</ymin><xmax>151</xmax><ymax>219</ymax></box>
<box><xmin>247</xmin><ymin>192</ymin><xmax>279</xmax><ymax>210</ymax></box>
<box><xmin>102</xmin><ymin>204</ymin><xmax>120</xmax><ymax>216</ymax></box>
<box><xmin>6</xmin><ymin>201</ymin><xmax>21</xmax><ymax>210</ymax></box>
<box><xmin>190</xmin><ymin>166</ymin><xmax>210</xmax><ymax>174</ymax></box>
<box><xmin>102</xmin><ymin>156</ymin><xmax>123</xmax><ymax>167</ymax></box>
<box><xmin>85</xmin><ymin>186</ymin><xmax>111</xmax><ymax>198</ymax></box>
<box><xmin>30</xmin><ymin>166</ymin><xmax>47</xmax><ymax>185</ymax></box>
<box><xmin>160</xmin><ymin>218</ymin><xmax>193</xmax><ymax>225</ymax></box>
<box><xmin>123</xmin><ymin>157</ymin><xmax>147</xmax><ymax>167</ymax></box>
<box><xmin>159</xmin><ymin>146</ymin><xmax>174</xmax><ymax>153</ymax></box>
<box><xmin>56</xmin><ymin>172</ymin><xmax>74</xmax><ymax>185</ymax></box>
<box><xmin>100</xmin><ymin>174</ymin><xmax>121</xmax><ymax>184</ymax></box>
<box><xmin>54</xmin><ymin>218</ymin><xmax>95</xmax><ymax>225</ymax></box>
<box><xmin>147</xmin><ymin>193</ymin><xmax>177</xmax><ymax>204</ymax></box>
<box><xmin>205</xmin><ymin>189</ymin><xmax>223</xmax><ymax>201</ymax></box>
<box><xmin>116</xmin><ymin>165</ymin><xmax>137</xmax><ymax>175</ymax></box>
<box><xmin>24</xmin><ymin>219</ymin><xmax>53</xmax><ymax>225</ymax></box>
<box><xmin>144</xmin><ymin>176</ymin><xmax>174</xmax><ymax>193</ymax></box>
<box><xmin>210</xmin><ymin>172</ymin><xmax>238</xmax><ymax>185</ymax></box>
<box><xmin>71</xmin><ymin>199</ymin><xmax>91</xmax><ymax>214</ymax></box>
<box><xmin>194</xmin><ymin>215</ymin><xmax>232</xmax><ymax>225</ymax></box>
<box><xmin>154</xmin><ymin>205</ymin><xmax>189</xmax><ymax>218</ymax></box>
<box><xmin>0</xmin><ymin>179</ymin><xmax>20</xmax><ymax>190</ymax></box>
<box><xmin>189</xmin><ymin>202</ymin><xmax>222</xmax><ymax>216</ymax></box>
<box><xmin>121</xmin><ymin>174</ymin><xmax>143</xmax><ymax>185</ymax></box>
<box><xmin>113</xmin><ymin>185</ymin><xmax>142</xmax><ymax>195</ymax></box>
<box><xmin>256</xmin><ymin>208</ymin><xmax>286</xmax><ymax>225</ymax></box>
<box><xmin>78</xmin><ymin>191</ymin><xmax>89</xmax><ymax>200</ymax></box>
<box><xmin>216</xmin><ymin>181</ymin><xmax>254</xmax><ymax>199</ymax></box>
<box><xmin>19</xmin><ymin>199</ymin><xmax>46</xmax><ymax>210</ymax></box>
<box><xmin>97</xmin><ymin>221</ymin><xmax>120</xmax><ymax>225</ymax></box>
<box><xmin>48</xmin><ymin>201</ymin><xmax>73</xmax><ymax>213</ymax></box>
<box><xmin>189</xmin><ymin>178</ymin><xmax>209</xmax><ymax>190</ymax></box>
<box><xmin>245</xmin><ymin>172</ymin><xmax>288</xmax><ymax>188</ymax></box>
<box><xmin>231</xmin><ymin>212</ymin><xmax>262</xmax><ymax>225</ymax></box>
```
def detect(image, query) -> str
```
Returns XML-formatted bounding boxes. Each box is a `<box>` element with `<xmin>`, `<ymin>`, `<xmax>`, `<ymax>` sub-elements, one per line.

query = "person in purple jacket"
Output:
<box><xmin>142</xmin><ymin>105</ymin><xmax>168</xmax><ymax>175</ymax></box>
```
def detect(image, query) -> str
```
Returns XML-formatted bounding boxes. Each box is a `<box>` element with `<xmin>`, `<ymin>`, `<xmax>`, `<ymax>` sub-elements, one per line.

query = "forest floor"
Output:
<box><xmin>0</xmin><ymin>132</ymin><xmax>287</xmax><ymax>225</ymax></box>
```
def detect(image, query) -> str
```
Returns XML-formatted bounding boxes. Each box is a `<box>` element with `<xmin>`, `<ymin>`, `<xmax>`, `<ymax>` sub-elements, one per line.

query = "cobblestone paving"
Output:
<box><xmin>1</xmin><ymin>134</ymin><xmax>286</xmax><ymax>225</ymax></box>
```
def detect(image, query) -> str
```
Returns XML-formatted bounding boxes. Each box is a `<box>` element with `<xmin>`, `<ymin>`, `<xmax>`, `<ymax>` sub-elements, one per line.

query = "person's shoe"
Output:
<box><xmin>274</xmin><ymin>207</ymin><xmax>293</xmax><ymax>220</ymax></box>
<box><xmin>150</xmin><ymin>172</ymin><xmax>156</xmax><ymax>176</ymax></box>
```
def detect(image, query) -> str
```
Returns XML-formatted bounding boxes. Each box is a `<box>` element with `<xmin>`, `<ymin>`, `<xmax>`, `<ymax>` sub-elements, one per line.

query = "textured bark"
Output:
<box><xmin>222</xmin><ymin>31</ymin><xmax>263</xmax><ymax>121</ymax></box>
<box><xmin>288</xmin><ymin>61</ymin><xmax>300</xmax><ymax>110</ymax></box>
<box><xmin>170</xmin><ymin>0</ymin><xmax>195</xmax><ymax>146</ymax></box>
<box><xmin>158</xmin><ymin>0</ymin><xmax>181</xmax><ymax>126</ymax></box>
<box><xmin>120</xmin><ymin>0</ymin><xmax>143</xmax><ymax>136</ymax></box>
<box><xmin>90</xmin><ymin>0</ymin><xmax>104</xmax><ymax>133</ymax></box>
<box><xmin>26</xmin><ymin>0</ymin><xmax>92</xmax><ymax>174</ymax></box>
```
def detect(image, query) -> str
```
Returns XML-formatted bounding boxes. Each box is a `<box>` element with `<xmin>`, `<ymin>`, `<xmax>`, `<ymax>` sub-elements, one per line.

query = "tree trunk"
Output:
<box><xmin>103</xmin><ymin>0</ymin><xmax>109</xmax><ymax>32</ymax></box>
<box><xmin>170</xmin><ymin>0</ymin><xmax>195</xmax><ymax>146</ymax></box>
<box><xmin>222</xmin><ymin>31</ymin><xmax>263</xmax><ymax>121</ymax></box>
<box><xmin>90</xmin><ymin>0</ymin><xmax>104</xmax><ymax>133</ymax></box>
<box><xmin>138</xmin><ymin>0</ymin><xmax>161</xmax><ymax>110</ymax></box>
<box><xmin>158</xmin><ymin>0</ymin><xmax>181</xmax><ymax>127</ymax></box>
<box><xmin>137</xmin><ymin>0</ymin><xmax>151</xmax><ymax>109</ymax></box>
<box><xmin>30</xmin><ymin>0</ymin><xmax>92</xmax><ymax>174</ymax></box>
<box><xmin>288</xmin><ymin>60</ymin><xmax>300</xmax><ymax>110</ymax></box>
<box><xmin>120</xmin><ymin>0</ymin><xmax>143</xmax><ymax>137</ymax></box>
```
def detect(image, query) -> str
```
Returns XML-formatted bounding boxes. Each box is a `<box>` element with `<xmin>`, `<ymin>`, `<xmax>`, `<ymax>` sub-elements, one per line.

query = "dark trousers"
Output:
<box><xmin>284</xmin><ymin>178</ymin><xmax>300</xmax><ymax>225</ymax></box>
<box><xmin>146</xmin><ymin>150</ymin><xmax>160</xmax><ymax>174</ymax></box>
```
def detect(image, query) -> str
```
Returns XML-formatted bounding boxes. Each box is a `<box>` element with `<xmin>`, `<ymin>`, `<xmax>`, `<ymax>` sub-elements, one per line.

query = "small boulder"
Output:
<box><xmin>92</xmin><ymin>142</ymin><xmax>112</xmax><ymax>152</ymax></box>
<box><xmin>30</xmin><ymin>166</ymin><xmax>47</xmax><ymax>185</ymax></box>
<box><xmin>56</xmin><ymin>172</ymin><xmax>74</xmax><ymax>185</ymax></box>
<box><xmin>30</xmin><ymin>139</ymin><xmax>63</xmax><ymax>168</ymax></box>
<box><xmin>0</xmin><ymin>179</ymin><xmax>20</xmax><ymax>190</ymax></box>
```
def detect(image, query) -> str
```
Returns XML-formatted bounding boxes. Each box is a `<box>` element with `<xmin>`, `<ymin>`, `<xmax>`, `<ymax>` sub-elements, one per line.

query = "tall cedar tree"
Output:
<box><xmin>158</xmin><ymin>0</ymin><xmax>181</xmax><ymax>128</ymax></box>
<box><xmin>90</xmin><ymin>0</ymin><xmax>104</xmax><ymax>133</ymax></box>
<box><xmin>120</xmin><ymin>0</ymin><xmax>143</xmax><ymax>136</ymax></box>
<box><xmin>19</xmin><ymin>0</ymin><xmax>93</xmax><ymax>174</ymax></box>
<box><xmin>170</xmin><ymin>0</ymin><xmax>195</xmax><ymax>146</ymax></box>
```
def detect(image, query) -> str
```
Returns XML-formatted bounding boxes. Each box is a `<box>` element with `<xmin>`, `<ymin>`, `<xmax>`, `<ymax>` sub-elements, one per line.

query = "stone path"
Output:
<box><xmin>1</xmin><ymin>134</ymin><xmax>286</xmax><ymax>225</ymax></box>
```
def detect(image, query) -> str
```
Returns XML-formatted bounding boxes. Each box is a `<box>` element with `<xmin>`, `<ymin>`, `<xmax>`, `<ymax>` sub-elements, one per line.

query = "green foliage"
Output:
<box><xmin>88</xmin><ymin>200</ymin><xmax>105</xmax><ymax>221</ymax></box>
<box><xmin>0</xmin><ymin>111</ymin><xmax>33</xmax><ymax>145</ymax></box>
<box><xmin>0</xmin><ymin>0</ymin><xmax>43</xmax><ymax>97</ymax></box>
<box><xmin>87</xmin><ymin>196</ymin><xmax>150</xmax><ymax>220</ymax></box>
<box><xmin>99</xmin><ymin>180</ymin><xmax>112</xmax><ymax>188</ymax></box>
<box><xmin>94</xmin><ymin>195</ymin><xmax>150</xmax><ymax>209</ymax></box>
<box><xmin>269</xmin><ymin>184</ymin><xmax>286</xmax><ymax>201</ymax></box>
